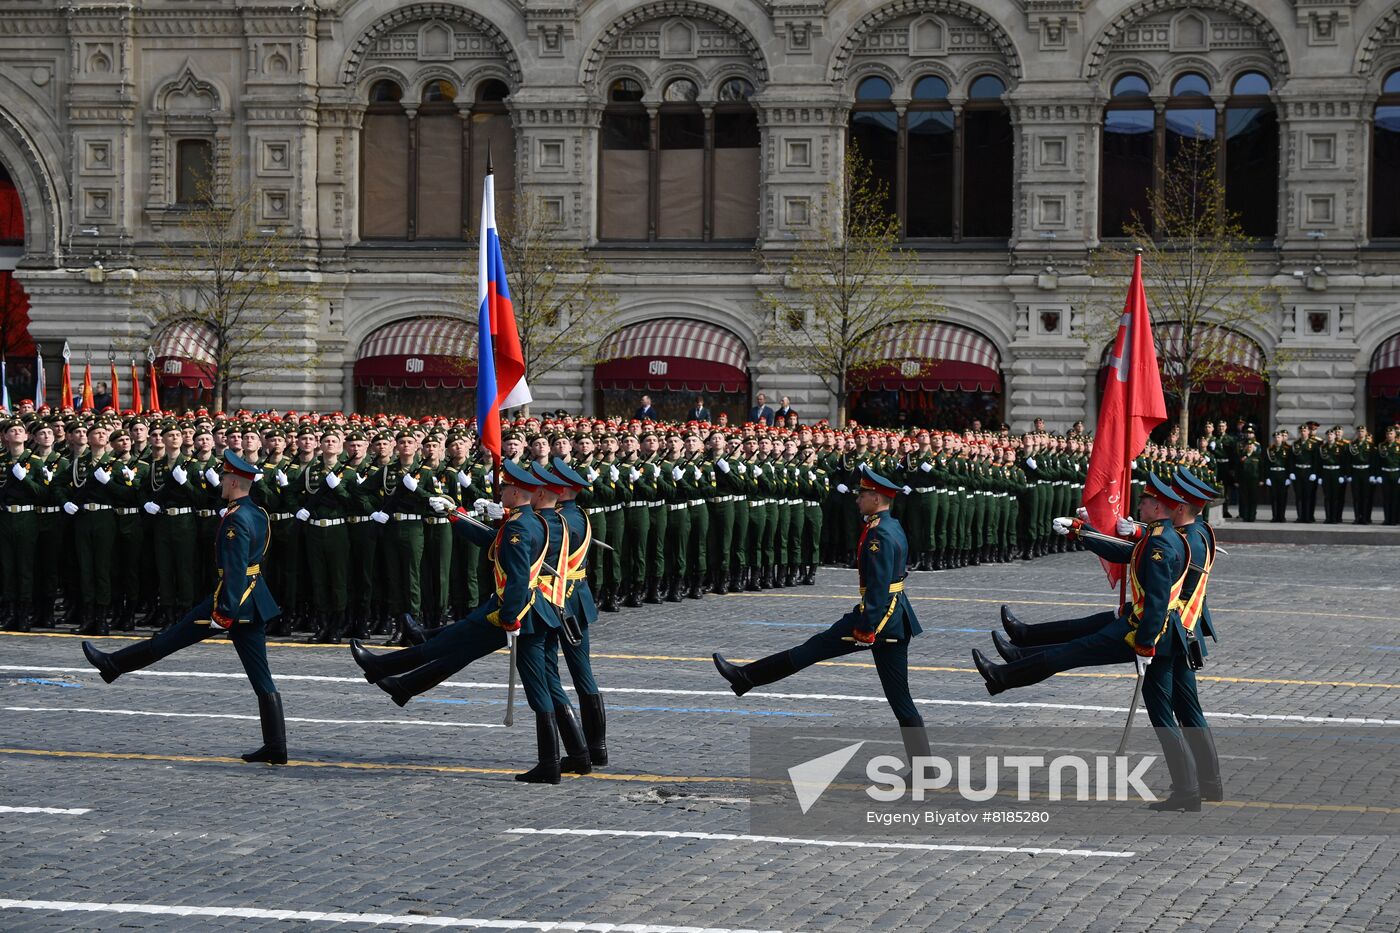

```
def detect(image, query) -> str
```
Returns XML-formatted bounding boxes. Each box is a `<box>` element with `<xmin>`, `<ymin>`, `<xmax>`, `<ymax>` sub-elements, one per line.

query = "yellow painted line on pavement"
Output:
<box><xmin>7</xmin><ymin>632</ymin><xmax>1398</xmax><ymax>690</ymax></box>
<box><xmin>4</xmin><ymin>747</ymin><xmax>1396</xmax><ymax>816</ymax></box>
<box><xmin>0</xmin><ymin>746</ymin><xmax>760</xmax><ymax>786</ymax></box>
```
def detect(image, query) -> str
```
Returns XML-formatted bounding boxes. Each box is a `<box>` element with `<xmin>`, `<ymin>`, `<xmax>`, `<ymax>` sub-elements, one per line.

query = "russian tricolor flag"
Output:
<box><xmin>476</xmin><ymin>163</ymin><xmax>530</xmax><ymax>463</ymax></box>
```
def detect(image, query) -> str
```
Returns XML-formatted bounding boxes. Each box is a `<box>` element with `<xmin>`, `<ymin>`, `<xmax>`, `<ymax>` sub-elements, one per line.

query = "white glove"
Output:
<box><xmin>585</xmin><ymin>468</ymin><xmax>599</xmax><ymax>483</ymax></box>
<box><xmin>609</xmin><ymin>465</ymin><xmax>619</xmax><ymax>483</ymax></box>
<box><xmin>691</xmin><ymin>466</ymin><xmax>701</xmax><ymax>481</ymax></box>
<box><xmin>324</xmin><ymin>471</ymin><xmax>340</xmax><ymax>490</ymax></box>
<box><xmin>295</xmin><ymin>508</ymin><xmax>311</xmax><ymax>522</ymax></box>
<box><xmin>428</xmin><ymin>495</ymin><xmax>453</xmax><ymax>514</ymax></box>
<box><xmin>1308</xmin><ymin>474</ymin><xmax>1316</xmax><ymax>482</ymax></box>
<box><xmin>753</xmin><ymin>465</ymin><xmax>763</xmax><ymax>478</ymax></box>
<box><xmin>1208</xmin><ymin>441</ymin><xmax>1215</xmax><ymax>450</ymax></box>
<box><xmin>219</xmin><ymin>508</ymin><xmax>228</xmax><ymax>518</ymax></box>
<box><xmin>836</xmin><ymin>483</ymin><xmax>849</xmax><ymax>494</ymax></box>
<box><xmin>1115</xmin><ymin>516</ymin><xmax>1137</xmax><ymax>536</ymax></box>
<box><xmin>671</xmin><ymin>466</ymin><xmax>683</xmax><ymax>481</ymax></box>
<box><xmin>1286</xmin><ymin>477</ymin><xmax>1293</xmax><ymax>486</ymax></box>
<box><xmin>92</xmin><ymin>466</ymin><xmax>110</xmax><ymax>485</ymax></box>
<box><xmin>275</xmin><ymin>469</ymin><xmax>288</xmax><ymax>488</ymax></box>
<box><xmin>717</xmin><ymin>459</ymin><xmax>730</xmax><ymax>474</ymax></box>
<box><xmin>457</xmin><ymin>469</ymin><xmax>471</xmax><ymax>489</ymax></box>
<box><xmin>1289</xmin><ymin>473</ymin><xmax>1296</xmax><ymax>481</ymax></box>
<box><xmin>737</xmin><ymin>462</ymin><xmax>748</xmax><ymax>475</ymax></box>
<box><xmin>481</xmin><ymin>500</ymin><xmax>505</xmax><ymax>521</ymax></box>
<box><xmin>629</xmin><ymin>468</ymin><xmax>641</xmax><ymax>482</ymax></box>
<box><xmin>1052</xmin><ymin>517</ymin><xmax>1074</xmax><ymax>536</ymax></box>
<box><xmin>401</xmin><ymin>473</ymin><xmax>419</xmax><ymax>492</ymax></box>
<box><xmin>808</xmin><ymin>471</ymin><xmax>817</xmax><ymax>482</ymax></box>
<box><xmin>1265</xmin><ymin>478</ymin><xmax>1272</xmax><ymax>487</ymax></box>
<box><xmin>204</xmin><ymin>467</ymin><xmax>219</xmax><ymax>486</ymax></box>
<box><xmin>41</xmin><ymin>467</ymin><xmax>53</xmax><ymax>483</ymax></box>
<box><xmin>357</xmin><ymin>470</ymin><xmax>371</xmax><ymax>485</ymax></box>
<box><xmin>121</xmin><ymin>465</ymin><xmax>134</xmax><ymax>482</ymax></box>
<box><xmin>901</xmin><ymin>485</ymin><xmax>912</xmax><ymax>495</ymax></box>
<box><xmin>1025</xmin><ymin>457</ymin><xmax>1037</xmax><ymax>470</ymax></box>
<box><xmin>63</xmin><ymin>501</ymin><xmax>79</xmax><ymax>515</ymax></box>
<box><xmin>1130</xmin><ymin>459</ymin><xmax>1138</xmax><ymax>469</ymax></box>
<box><xmin>1373</xmin><ymin>476</ymin><xmax>1383</xmax><ymax>485</ymax></box>
<box><xmin>10</xmin><ymin>462</ymin><xmax>25</xmax><ymax>480</ymax></box>
<box><xmin>370</xmin><ymin>510</ymin><xmax>389</xmax><ymax>524</ymax></box>
<box><xmin>920</xmin><ymin>461</ymin><xmax>933</xmax><ymax>473</ymax></box>
<box><xmin>143</xmin><ymin>501</ymin><xmax>161</xmax><ymax>515</ymax></box>
<box><xmin>1316</xmin><ymin>476</ymin><xmax>1323</xmax><ymax>485</ymax></box>
<box><xmin>1135</xmin><ymin>654</ymin><xmax>1152</xmax><ymax>675</ymax></box>
<box><xmin>1076</xmin><ymin>506</ymin><xmax>1090</xmax><ymax>522</ymax></box>
<box><xmin>651</xmin><ymin>465</ymin><xmax>660</xmax><ymax>480</ymax></box>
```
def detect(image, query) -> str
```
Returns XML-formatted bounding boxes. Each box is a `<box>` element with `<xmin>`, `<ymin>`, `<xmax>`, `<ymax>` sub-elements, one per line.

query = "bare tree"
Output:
<box><xmin>1088</xmin><ymin>138</ymin><xmax>1278</xmax><ymax>441</ymax></box>
<box><xmin>450</xmin><ymin>193</ymin><xmax>613</xmax><ymax>417</ymax></box>
<box><xmin>756</xmin><ymin>149</ymin><xmax>930</xmax><ymax>426</ymax></box>
<box><xmin>134</xmin><ymin>169</ymin><xmax>318</xmax><ymax>410</ymax></box>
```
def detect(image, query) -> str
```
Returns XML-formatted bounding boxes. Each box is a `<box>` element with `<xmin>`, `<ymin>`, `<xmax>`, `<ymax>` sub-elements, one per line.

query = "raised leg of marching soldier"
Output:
<box><xmin>646</xmin><ymin>500</ymin><xmax>667</xmax><ymax>603</ymax></box>
<box><xmin>663</xmin><ymin>500</ymin><xmax>689</xmax><ymax>602</ymax></box>
<box><xmin>76</xmin><ymin>508</ymin><xmax>118</xmax><ymax>635</ymax></box>
<box><xmin>420</xmin><ymin>516</ymin><xmax>452</xmax><ymax>627</ymax></box>
<box><xmin>707</xmin><ymin>497</ymin><xmax>733</xmax><ymax>595</ymax></box>
<box><xmin>305</xmin><ymin>522</ymin><xmax>350</xmax><ymax>643</ymax></box>
<box><xmin>686</xmin><ymin>501</ymin><xmax>711</xmax><ymax>596</ymax></box>
<box><xmin>622</xmin><ymin>498</ymin><xmax>650</xmax><ymax>606</ymax></box>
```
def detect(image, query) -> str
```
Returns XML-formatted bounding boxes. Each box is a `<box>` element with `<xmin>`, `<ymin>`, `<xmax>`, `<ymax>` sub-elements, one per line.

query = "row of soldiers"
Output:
<box><xmin>0</xmin><ymin>405</ymin><xmax>1245</xmax><ymax>638</ymax></box>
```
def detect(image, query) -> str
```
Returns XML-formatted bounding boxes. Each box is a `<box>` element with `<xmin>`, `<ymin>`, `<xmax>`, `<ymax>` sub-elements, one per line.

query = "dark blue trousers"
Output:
<box><xmin>112</xmin><ymin>596</ymin><xmax>277</xmax><ymax>697</ymax></box>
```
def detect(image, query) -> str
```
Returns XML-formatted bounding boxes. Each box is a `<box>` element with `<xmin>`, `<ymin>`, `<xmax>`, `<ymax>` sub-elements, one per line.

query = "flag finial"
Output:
<box><xmin>486</xmin><ymin>140</ymin><xmax>493</xmax><ymax>175</ymax></box>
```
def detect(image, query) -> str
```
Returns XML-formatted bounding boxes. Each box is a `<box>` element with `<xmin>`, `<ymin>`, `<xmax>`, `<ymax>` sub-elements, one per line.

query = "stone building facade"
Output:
<box><xmin>2</xmin><ymin>0</ymin><xmax>1400</xmax><ymax>431</ymax></box>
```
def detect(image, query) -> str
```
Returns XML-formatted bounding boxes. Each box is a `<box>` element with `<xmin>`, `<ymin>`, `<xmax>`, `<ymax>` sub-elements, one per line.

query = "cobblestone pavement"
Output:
<box><xmin>2</xmin><ymin>544</ymin><xmax>1399</xmax><ymax>931</ymax></box>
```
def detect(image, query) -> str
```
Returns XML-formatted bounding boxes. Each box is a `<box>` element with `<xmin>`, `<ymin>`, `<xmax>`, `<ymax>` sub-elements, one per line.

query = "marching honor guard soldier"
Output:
<box><xmin>350</xmin><ymin>459</ymin><xmax>585</xmax><ymax>784</ymax></box>
<box><xmin>81</xmin><ymin>451</ymin><xmax>288</xmax><ymax>765</ymax></box>
<box><xmin>713</xmin><ymin>465</ymin><xmax>931</xmax><ymax>765</ymax></box>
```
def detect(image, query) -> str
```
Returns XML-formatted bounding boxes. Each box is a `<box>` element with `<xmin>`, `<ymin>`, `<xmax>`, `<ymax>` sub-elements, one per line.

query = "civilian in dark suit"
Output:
<box><xmin>634</xmin><ymin>395</ymin><xmax>658</xmax><ymax>421</ymax></box>
<box><xmin>688</xmin><ymin>396</ymin><xmax>711</xmax><ymax>422</ymax></box>
<box><xmin>774</xmin><ymin>396</ymin><xmax>797</xmax><ymax>424</ymax></box>
<box><xmin>748</xmin><ymin>393</ymin><xmax>775</xmax><ymax>426</ymax></box>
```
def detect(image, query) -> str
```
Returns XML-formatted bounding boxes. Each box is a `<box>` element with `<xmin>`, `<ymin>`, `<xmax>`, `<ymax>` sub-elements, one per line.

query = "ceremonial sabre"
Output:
<box><xmin>1116</xmin><ymin>661</ymin><xmax>1145</xmax><ymax>755</ymax></box>
<box><xmin>504</xmin><ymin>632</ymin><xmax>518</xmax><ymax>726</ymax></box>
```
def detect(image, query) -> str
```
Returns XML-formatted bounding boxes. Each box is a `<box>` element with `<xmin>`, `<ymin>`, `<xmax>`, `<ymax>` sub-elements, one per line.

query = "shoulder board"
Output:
<box><xmin>507</xmin><ymin>511</ymin><xmax>521</xmax><ymax>522</ymax></box>
<box><xmin>1151</xmin><ymin>524</ymin><xmax>1164</xmax><ymax>536</ymax></box>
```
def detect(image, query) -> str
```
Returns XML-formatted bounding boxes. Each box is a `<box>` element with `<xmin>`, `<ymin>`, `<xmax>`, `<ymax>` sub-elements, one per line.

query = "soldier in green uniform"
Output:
<box><xmin>107</xmin><ymin>428</ymin><xmax>151</xmax><ymax>631</ymax></box>
<box><xmin>375</xmin><ymin>430</ymin><xmax>438</xmax><ymax>637</ymax></box>
<box><xmin>1290</xmin><ymin>424</ymin><xmax>1320</xmax><ymax>523</ymax></box>
<box><xmin>683</xmin><ymin>430</ymin><xmax>712</xmax><ymax>599</ymax></box>
<box><xmin>443</xmin><ymin>430</ymin><xmax>483</xmax><ymax>619</ymax></box>
<box><xmin>0</xmin><ymin>417</ymin><xmax>44</xmax><ymax>631</ymax></box>
<box><xmin>797</xmin><ymin>444</ymin><xmax>826</xmax><ymax>583</ymax></box>
<box><xmin>1348</xmin><ymin>425</ymin><xmax>1377</xmax><ymax>524</ymax></box>
<box><xmin>1379</xmin><ymin>425</ymin><xmax>1400</xmax><ymax>525</ymax></box>
<box><xmin>639</xmin><ymin>429</ymin><xmax>668</xmax><ymax>604</ymax></box>
<box><xmin>187</xmin><ymin>425</ymin><xmax>225</xmax><ymax>596</ymax></box>
<box><xmin>661</xmin><ymin>431</ymin><xmax>690</xmax><ymax>601</ymax></box>
<box><xmin>1263</xmin><ymin>429</ymin><xmax>1291</xmax><ymax>521</ymax></box>
<box><xmin>62</xmin><ymin>420</ymin><xmax>121</xmax><ymax>635</ymax></box>
<box><xmin>27</xmin><ymin>421</ymin><xmax>67</xmax><ymax>629</ymax></box>
<box><xmin>707</xmin><ymin>431</ymin><xmax>740</xmax><ymax>594</ymax></box>
<box><xmin>298</xmin><ymin>429</ymin><xmax>354</xmax><ymax>642</ymax></box>
<box><xmin>1236</xmin><ymin>432</ymin><xmax>1262</xmax><ymax>522</ymax></box>
<box><xmin>619</xmin><ymin>432</ymin><xmax>653</xmax><ymax>606</ymax></box>
<box><xmin>1318</xmin><ymin>426</ymin><xmax>1346</xmax><ymax>523</ymax></box>
<box><xmin>417</xmin><ymin>431</ymin><xmax>454</xmax><ymax>629</ymax></box>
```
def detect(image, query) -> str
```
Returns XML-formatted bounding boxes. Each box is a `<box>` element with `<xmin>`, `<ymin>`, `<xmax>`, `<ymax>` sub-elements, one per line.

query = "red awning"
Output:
<box><xmin>853</xmin><ymin>322</ymin><xmax>1002</xmax><ymax>392</ymax></box>
<box><xmin>594</xmin><ymin>319</ymin><xmax>749</xmax><ymax>392</ymax></box>
<box><xmin>0</xmin><ymin>271</ymin><xmax>34</xmax><ymax>356</ymax></box>
<box><xmin>354</xmin><ymin>316</ymin><xmax>476</xmax><ymax>389</ymax></box>
<box><xmin>0</xmin><ymin>174</ymin><xmax>22</xmax><ymax>244</ymax></box>
<box><xmin>1098</xmin><ymin>323</ymin><xmax>1268</xmax><ymax>396</ymax></box>
<box><xmin>1370</xmin><ymin>333</ymin><xmax>1400</xmax><ymax>398</ymax></box>
<box><xmin>154</xmin><ymin>320</ymin><xmax>217</xmax><ymax>389</ymax></box>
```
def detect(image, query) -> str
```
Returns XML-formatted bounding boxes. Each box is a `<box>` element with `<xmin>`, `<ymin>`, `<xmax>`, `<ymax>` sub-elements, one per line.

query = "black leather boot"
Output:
<box><xmin>991</xmin><ymin>630</ymin><xmax>1039</xmax><ymax>663</ymax></box>
<box><xmin>713</xmin><ymin>571</ymin><xmax>728</xmax><ymax>596</ymax></box>
<box><xmin>759</xmin><ymin>567</ymin><xmax>774</xmax><ymax>589</ymax></box>
<box><xmin>397</xmin><ymin>614</ymin><xmax>427</xmax><ymax>646</ymax></box>
<box><xmin>241</xmin><ymin>692</ymin><xmax>288</xmax><ymax>764</ymax></box>
<box><xmin>578</xmin><ymin>692</ymin><xmax>608</xmax><ymax>766</ymax></box>
<box><xmin>350</xmin><ymin>638</ymin><xmax>409</xmax><ymax>683</ymax></box>
<box><xmin>745</xmin><ymin>568</ymin><xmax>760</xmax><ymax>592</ymax></box>
<box><xmin>556</xmin><ymin>703</ymin><xmax>593</xmax><ymax>775</ymax></box>
<box><xmin>516</xmin><ymin>711</ymin><xmax>561</xmax><ymax>785</ymax></box>
<box><xmin>1185</xmin><ymin>727</ymin><xmax>1223</xmax><ymax>801</ymax></box>
<box><xmin>309</xmin><ymin>612</ymin><xmax>329</xmax><ymax>643</ymax></box>
<box><xmin>1000</xmin><ymin>605</ymin><xmax>1092</xmax><ymax>648</ymax></box>
<box><xmin>971</xmin><ymin>648</ymin><xmax>1055</xmax><ymax>696</ymax></box>
<box><xmin>900</xmin><ymin>720</ymin><xmax>931</xmax><ymax>773</ymax></box>
<box><xmin>713</xmin><ymin>650</ymin><xmax>797</xmax><ymax>697</ymax></box>
<box><xmin>623</xmin><ymin>583</ymin><xmax>643</xmax><ymax>608</ymax></box>
<box><xmin>83</xmin><ymin>638</ymin><xmax>158</xmax><ymax>684</ymax></box>
<box><xmin>601</xmin><ymin>584</ymin><xmax>620</xmax><ymax>612</ymax></box>
<box><xmin>644</xmin><ymin>577</ymin><xmax>662</xmax><ymax>604</ymax></box>
<box><xmin>664</xmin><ymin>576</ymin><xmax>683</xmax><ymax>602</ymax></box>
<box><xmin>686</xmin><ymin>574</ymin><xmax>702</xmax><ymax>600</ymax></box>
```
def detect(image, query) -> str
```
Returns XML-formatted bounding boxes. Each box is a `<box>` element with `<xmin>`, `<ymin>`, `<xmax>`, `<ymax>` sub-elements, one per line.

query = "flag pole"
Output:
<box><xmin>1116</xmin><ymin>248</ymin><xmax>1145</xmax><ymax>755</ymax></box>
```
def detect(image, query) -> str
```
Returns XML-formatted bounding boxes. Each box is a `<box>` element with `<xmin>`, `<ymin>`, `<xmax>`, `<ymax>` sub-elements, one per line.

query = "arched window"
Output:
<box><xmin>1101</xmin><ymin>70</ymin><xmax>1278</xmax><ymax>240</ymax></box>
<box><xmin>360</xmin><ymin>76</ymin><xmax>515</xmax><ymax>241</ymax></box>
<box><xmin>1225</xmin><ymin>72</ymin><xmax>1277</xmax><ymax>238</ymax></box>
<box><xmin>1373</xmin><ymin>70</ymin><xmax>1400</xmax><ymax>239</ymax></box>
<box><xmin>849</xmin><ymin>72</ymin><xmax>1012</xmax><ymax>241</ymax></box>
<box><xmin>598</xmin><ymin>75</ymin><xmax>759</xmax><ymax>242</ymax></box>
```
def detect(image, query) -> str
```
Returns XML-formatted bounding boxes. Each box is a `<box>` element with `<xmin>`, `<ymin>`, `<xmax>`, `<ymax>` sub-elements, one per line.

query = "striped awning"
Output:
<box><xmin>154</xmin><ymin>320</ymin><xmax>217</xmax><ymax>389</ymax></box>
<box><xmin>354</xmin><ymin>317</ymin><xmax>477</xmax><ymax>389</ymax></box>
<box><xmin>852</xmin><ymin>322</ymin><xmax>1002</xmax><ymax>392</ymax></box>
<box><xmin>1370</xmin><ymin>332</ymin><xmax>1400</xmax><ymax>398</ymax></box>
<box><xmin>1099</xmin><ymin>323</ymin><xmax>1268</xmax><ymax>396</ymax></box>
<box><xmin>593</xmin><ymin>319</ymin><xmax>750</xmax><ymax>392</ymax></box>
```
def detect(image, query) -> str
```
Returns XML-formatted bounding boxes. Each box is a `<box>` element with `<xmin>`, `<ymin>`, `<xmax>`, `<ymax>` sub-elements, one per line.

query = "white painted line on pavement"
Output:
<box><xmin>0</xmin><ymin>898</ymin><xmax>798</xmax><ymax>932</ymax></box>
<box><xmin>1</xmin><ymin>706</ymin><xmax>504</xmax><ymax>729</ymax></box>
<box><xmin>0</xmin><ymin>806</ymin><xmax>91</xmax><ymax>815</ymax></box>
<box><xmin>6</xmin><ymin>666</ymin><xmax>1399</xmax><ymax>726</ymax></box>
<box><xmin>506</xmin><ymin>827</ymin><xmax>1135</xmax><ymax>859</ymax></box>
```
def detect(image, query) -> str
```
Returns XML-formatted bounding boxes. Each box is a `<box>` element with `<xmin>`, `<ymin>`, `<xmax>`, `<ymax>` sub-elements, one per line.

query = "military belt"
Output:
<box><xmin>308</xmin><ymin>518</ymin><xmax>345</xmax><ymax>527</ymax></box>
<box><xmin>217</xmin><ymin>564</ymin><xmax>261</xmax><ymax>577</ymax></box>
<box><xmin>164</xmin><ymin>507</ymin><xmax>193</xmax><ymax>516</ymax></box>
<box><xmin>345</xmin><ymin>516</ymin><xmax>367</xmax><ymax>524</ymax></box>
<box><xmin>196</xmin><ymin>509</ymin><xmax>217</xmax><ymax>518</ymax></box>
<box><xmin>82</xmin><ymin>503</ymin><xmax>112</xmax><ymax>511</ymax></box>
<box><xmin>39</xmin><ymin>506</ymin><xmax>61</xmax><ymax>514</ymax></box>
<box><xmin>1323</xmin><ymin>465</ymin><xmax>1342</xmax><ymax>470</ymax></box>
<box><xmin>804</xmin><ymin>500</ymin><xmax>820</xmax><ymax>507</ymax></box>
<box><xmin>667</xmin><ymin>503</ymin><xmax>688</xmax><ymax>511</ymax></box>
<box><xmin>647</xmin><ymin>500</ymin><xmax>664</xmax><ymax>508</ymax></box>
<box><xmin>270</xmin><ymin>512</ymin><xmax>293</xmax><ymax>521</ymax></box>
<box><xmin>423</xmin><ymin>516</ymin><xmax>449</xmax><ymax>525</ymax></box>
<box><xmin>4</xmin><ymin>504</ymin><xmax>35</xmax><ymax>513</ymax></box>
<box><xmin>115</xmin><ymin>507</ymin><xmax>140</xmax><ymax>515</ymax></box>
<box><xmin>913</xmin><ymin>487</ymin><xmax>934</xmax><ymax>494</ymax></box>
<box><xmin>624</xmin><ymin>501</ymin><xmax>647</xmax><ymax>508</ymax></box>
<box><xmin>607</xmin><ymin>504</ymin><xmax>622</xmax><ymax>512</ymax></box>
<box><xmin>390</xmin><ymin>513</ymin><xmax>422</xmax><ymax>521</ymax></box>
<box><xmin>858</xmin><ymin>582</ymin><xmax>905</xmax><ymax>595</ymax></box>
<box><xmin>1382</xmin><ymin>467</ymin><xmax>1400</xmax><ymax>473</ymax></box>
